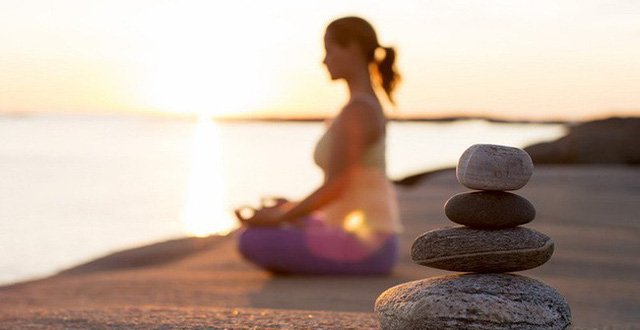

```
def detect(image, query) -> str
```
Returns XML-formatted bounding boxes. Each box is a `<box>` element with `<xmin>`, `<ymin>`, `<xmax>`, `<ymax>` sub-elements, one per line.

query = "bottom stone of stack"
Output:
<box><xmin>375</xmin><ymin>273</ymin><xmax>571</xmax><ymax>330</ymax></box>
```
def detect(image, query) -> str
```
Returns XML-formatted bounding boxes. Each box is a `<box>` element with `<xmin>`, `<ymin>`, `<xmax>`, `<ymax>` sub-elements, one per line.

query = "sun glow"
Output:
<box><xmin>1</xmin><ymin>1</ymin><xmax>639</xmax><ymax>120</ymax></box>
<box><xmin>181</xmin><ymin>116</ymin><xmax>238</xmax><ymax>236</ymax></box>
<box><xmin>136</xmin><ymin>3</ymin><xmax>281</xmax><ymax>117</ymax></box>
<box><xmin>342</xmin><ymin>209</ymin><xmax>385</xmax><ymax>254</ymax></box>
<box><xmin>343</xmin><ymin>210</ymin><xmax>365</xmax><ymax>233</ymax></box>
<box><xmin>343</xmin><ymin>209</ymin><xmax>375</xmax><ymax>242</ymax></box>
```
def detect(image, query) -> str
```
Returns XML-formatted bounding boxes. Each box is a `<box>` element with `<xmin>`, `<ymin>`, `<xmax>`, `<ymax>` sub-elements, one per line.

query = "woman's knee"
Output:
<box><xmin>236</xmin><ymin>227</ymin><xmax>299</xmax><ymax>262</ymax></box>
<box><xmin>236</xmin><ymin>228</ymin><xmax>258</xmax><ymax>260</ymax></box>
<box><xmin>368</xmin><ymin>235</ymin><xmax>400</xmax><ymax>274</ymax></box>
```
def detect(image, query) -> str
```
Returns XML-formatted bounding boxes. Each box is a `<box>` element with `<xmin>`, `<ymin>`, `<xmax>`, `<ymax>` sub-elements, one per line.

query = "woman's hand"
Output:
<box><xmin>260</xmin><ymin>196</ymin><xmax>289</xmax><ymax>209</ymax></box>
<box><xmin>234</xmin><ymin>198</ymin><xmax>297</xmax><ymax>227</ymax></box>
<box><xmin>245</xmin><ymin>207</ymin><xmax>286</xmax><ymax>227</ymax></box>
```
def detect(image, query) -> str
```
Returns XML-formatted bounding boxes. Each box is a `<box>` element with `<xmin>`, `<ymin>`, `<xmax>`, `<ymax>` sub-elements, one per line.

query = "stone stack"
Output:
<box><xmin>375</xmin><ymin>144</ymin><xmax>571</xmax><ymax>330</ymax></box>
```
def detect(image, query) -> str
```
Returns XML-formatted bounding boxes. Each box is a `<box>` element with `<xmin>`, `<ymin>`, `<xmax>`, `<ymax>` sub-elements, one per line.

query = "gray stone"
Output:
<box><xmin>375</xmin><ymin>273</ymin><xmax>572</xmax><ymax>330</ymax></box>
<box><xmin>411</xmin><ymin>227</ymin><xmax>553</xmax><ymax>272</ymax></box>
<box><xmin>444</xmin><ymin>191</ymin><xmax>535</xmax><ymax>228</ymax></box>
<box><xmin>457</xmin><ymin>144</ymin><xmax>534</xmax><ymax>191</ymax></box>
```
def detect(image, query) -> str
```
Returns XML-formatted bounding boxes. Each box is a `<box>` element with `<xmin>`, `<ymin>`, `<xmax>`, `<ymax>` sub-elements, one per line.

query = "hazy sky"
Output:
<box><xmin>1</xmin><ymin>0</ymin><xmax>639</xmax><ymax>120</ymax></box>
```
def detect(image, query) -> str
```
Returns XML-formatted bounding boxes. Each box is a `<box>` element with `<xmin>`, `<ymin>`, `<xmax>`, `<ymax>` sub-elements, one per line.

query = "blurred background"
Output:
<box><xmin>1</xmin><ymin>0</ymin><xmax>638</xmax><ymax>285</ymax></box>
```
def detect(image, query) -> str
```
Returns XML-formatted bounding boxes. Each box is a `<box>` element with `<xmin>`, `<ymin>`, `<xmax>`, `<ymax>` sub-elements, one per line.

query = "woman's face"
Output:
<box><xmin>323</xmin><ymin>32</ymin><xmax>356</xmax><ymax>81</ymax></box>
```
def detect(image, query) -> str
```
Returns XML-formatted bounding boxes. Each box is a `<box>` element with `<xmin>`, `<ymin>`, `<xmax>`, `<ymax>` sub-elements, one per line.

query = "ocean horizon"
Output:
<box><xmin>0</xmin><ymin>113</ymin><xmax>565</xmax><ymax>285</ymax></box>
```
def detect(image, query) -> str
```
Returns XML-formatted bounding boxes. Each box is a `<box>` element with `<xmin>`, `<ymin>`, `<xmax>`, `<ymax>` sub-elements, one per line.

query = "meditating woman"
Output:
<box><xmin>235</xmin><ymin>16</ymin><xmax>402</xmax><ymax>275</ymax></box>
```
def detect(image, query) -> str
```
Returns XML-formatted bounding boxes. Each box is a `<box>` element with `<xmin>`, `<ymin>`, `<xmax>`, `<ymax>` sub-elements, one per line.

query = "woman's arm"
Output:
<box><xmin>239</xmin><ymin>101</ymin><xmax>382</xmax><ymax>227</ymax></box>
<box><xmin>279</xmin><ymin>101</ymin><xmax>383</xmax><ymax>222</ymax></box>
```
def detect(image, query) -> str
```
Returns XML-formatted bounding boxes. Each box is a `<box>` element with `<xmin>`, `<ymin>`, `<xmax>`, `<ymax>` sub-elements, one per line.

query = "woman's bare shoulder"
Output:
<box><xmin>337</xmin><ymin>99</ymin><xmax>385</xmax><ymax>141</ymax></box>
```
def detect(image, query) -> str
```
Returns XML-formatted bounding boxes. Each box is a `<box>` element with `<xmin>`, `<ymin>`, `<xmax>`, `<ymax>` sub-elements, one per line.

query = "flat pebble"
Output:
<box><xmin>457</xmin><ymin>144</ymin><xmax>534</xmax><ymax>190</ymax></box>
<box><xmin>411</xmin><ymin>227</ymin><xmax>553</xmax><ymax>272</ymax></box>
<box><xmin>375</xmin><ymin>273</ymin><xmax>572</xmax><ymax>330</ymax></box>
<box><xmin>444</xmin><ymin>191</ymin><xmax>535</xmax><ymax>228</ymax></box>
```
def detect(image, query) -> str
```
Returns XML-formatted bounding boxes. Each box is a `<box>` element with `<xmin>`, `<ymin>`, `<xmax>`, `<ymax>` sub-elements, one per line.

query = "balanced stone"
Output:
<box><xmin>444</xmin><ymin>191</ymin><xmax>535</xmax><ymax>228</ymax></box>
<box><xmin>457</xmin><ymin>144</ymin><xmax>534</xmax><ymax>191</ymax></box>
<box><xmin>411</xmin><ymin>227</ymin><xmax>553</xmax><ymax>272</ymax></box>
<box><xmin>375</xmin><ymin>273</ymin><xmax>572</xmax><ymax>330</ymax></box>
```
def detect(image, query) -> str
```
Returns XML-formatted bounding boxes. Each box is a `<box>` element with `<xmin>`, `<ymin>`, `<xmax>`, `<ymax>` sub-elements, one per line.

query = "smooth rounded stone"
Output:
<box><xmin>411</xmin><ymin>227</ymin><xmax>553</xmax><ymax>272</ymax></box>
<box><xmin>457</xmin><ymin>144</ymin><xmax>534</xmax><ymax>191</ymax></box>
<box><xmin>444</xmin><ymin>191</ymin><xmax>536</xmax><ymax>228</ymax></box>
<box><xmin>375</xmin><ymin>273</ymin><xmax>572</xmax><ymax>330</ymax></box>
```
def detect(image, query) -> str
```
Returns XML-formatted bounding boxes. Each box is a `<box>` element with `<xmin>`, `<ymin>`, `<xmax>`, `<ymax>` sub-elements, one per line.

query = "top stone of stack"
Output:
<box><xmin>457</xmin><ymin>144</ymin><xmax>534</xmax><ymax>191</ymax></box>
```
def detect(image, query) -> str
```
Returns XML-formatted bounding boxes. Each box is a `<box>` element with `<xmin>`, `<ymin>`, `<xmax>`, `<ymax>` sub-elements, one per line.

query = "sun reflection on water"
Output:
<box><xmin>182</xmin><ymin>116</ymin><xmax>239</xmax><ymax>237</ymax></box>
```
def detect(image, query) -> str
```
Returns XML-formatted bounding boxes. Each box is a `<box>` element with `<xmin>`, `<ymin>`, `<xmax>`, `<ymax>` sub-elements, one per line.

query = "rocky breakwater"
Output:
<box><xmin>375</xmin><ymin>144</ymin><xmax>571</xmax><ymax>329</ymax></box>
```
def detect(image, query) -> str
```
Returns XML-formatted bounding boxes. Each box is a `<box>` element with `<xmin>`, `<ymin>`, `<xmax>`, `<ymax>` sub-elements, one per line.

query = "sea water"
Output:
<box><xmin>0</xmin><ymin>113</ymin><xmax>565</xmax><ymax>285</ymax></box>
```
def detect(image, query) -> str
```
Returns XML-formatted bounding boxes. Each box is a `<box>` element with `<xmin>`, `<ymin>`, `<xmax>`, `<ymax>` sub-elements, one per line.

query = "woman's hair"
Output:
<box><xmin>326</xmin><ymin>16</ymin><xmax>401</xmax><ymax>103</ymax></box>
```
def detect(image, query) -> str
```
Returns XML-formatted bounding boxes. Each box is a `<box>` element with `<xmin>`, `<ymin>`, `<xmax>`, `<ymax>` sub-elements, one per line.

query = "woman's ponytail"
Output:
<box><xmin>376</xmin><ymin>46</ymin><xmax>400</xmax><ymax>104</ymax></box>
<box><xmin>327</xmin><ymin>17</ymin><xmax>401</xmax><ymax>104</ymax></box>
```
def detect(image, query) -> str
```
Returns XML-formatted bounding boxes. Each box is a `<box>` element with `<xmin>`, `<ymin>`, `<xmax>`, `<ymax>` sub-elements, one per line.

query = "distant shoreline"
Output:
<box><xmin>213</xmin><ymin>116</ymin><xmax>570</xmax><ymax>125</ymax></box>
<box><xmin>0</xmin><ymin>110</ymin><xmax>572</xmax><ymax>125</ymax></box>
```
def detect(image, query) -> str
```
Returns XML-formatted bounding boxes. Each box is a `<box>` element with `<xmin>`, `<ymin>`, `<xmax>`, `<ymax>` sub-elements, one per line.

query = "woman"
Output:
<box><xmin>235</xmin><ymin>16</ymin><xmax>402</xmax><ymax>275</ymax></box>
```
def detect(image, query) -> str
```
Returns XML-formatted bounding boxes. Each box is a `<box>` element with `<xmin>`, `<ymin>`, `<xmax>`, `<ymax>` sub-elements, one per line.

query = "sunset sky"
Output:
<box><xmin>1</xmin><ymin>0</ymin><xmax>639</xmax><ymax>120</ymax></box>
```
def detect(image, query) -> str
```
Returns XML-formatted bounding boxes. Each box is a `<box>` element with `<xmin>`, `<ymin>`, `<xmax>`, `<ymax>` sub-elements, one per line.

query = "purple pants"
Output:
<box><xmin>237</xmin><ymin>218</ymin><xmax>399</xmax><ymax>275</ymax></box>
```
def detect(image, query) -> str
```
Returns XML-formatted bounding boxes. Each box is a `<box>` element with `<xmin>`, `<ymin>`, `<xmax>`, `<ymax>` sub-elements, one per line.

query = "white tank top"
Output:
<box><xmin>311</xmin><ymin>93</ymin><xmax>402</xmax><ymax>234</ymax></box>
